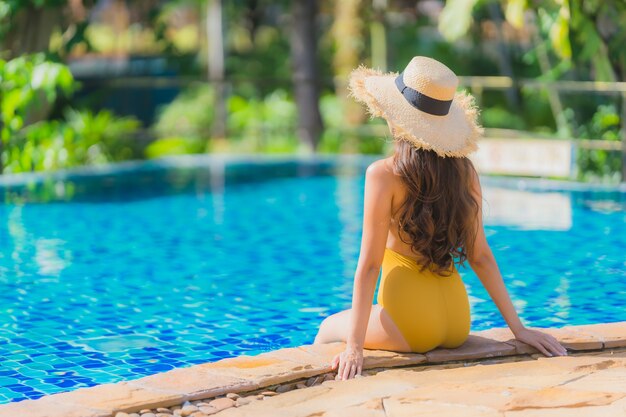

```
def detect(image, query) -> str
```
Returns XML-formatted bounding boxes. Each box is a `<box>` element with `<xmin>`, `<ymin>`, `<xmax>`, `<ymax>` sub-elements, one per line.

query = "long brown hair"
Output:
<box><xmin>391</xmin><ymin>139</ymin><xmax>480</xmax><ymax>276</ymax></box>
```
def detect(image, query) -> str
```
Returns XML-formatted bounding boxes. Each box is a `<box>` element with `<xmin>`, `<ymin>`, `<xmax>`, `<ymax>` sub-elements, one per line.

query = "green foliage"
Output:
<box><xmin>4</xmin><ymin>120</ymin><xmax>67</xmax><ymax>172</ymax></box>
<box><xmin>318</xmin><ymin>94</ymin><xmax>388</xmax><ymax>155</ymax></box>
<box><xmin>64</xmin><ymin>109</ymin><xmax>141</xmax><ymax>163</ymax></box>
<box><xmin>225</xmin><ymin>24</ymin><xmax>293</xmax><ymax>97</ymax></box>
<box><xmin>572</xmin><ymin>105</ymin><xmax>622</xmax><ymax>182</ymax></box>
<box><xmin>145</xmin><ymin>137</ymin><xmax>206</xmax><ymax>159</ymax></box>
<box><xmin>317</xmin><ymin>94</ymin><xmax>344</xmax><ymax>153</ymax></box>
<box><xmin>573</xmin><ymin>104</ymin><xmax>621</xmax><ymax>141</ymax></box>
<box><xmin>438</xmin><ymin>0</ymin><xmax>480</xmax><ymax>42</ymax></box>
<box><xmin>576</xmin><ymin>149</ymin><xmax>622</xmax><ymax>183</ymax></box>
<box><xmin>0</xmin><ymin>53</ymin><xmax>74</xmax><ymax>142</ymax></box>
<box><xmin>153</xmin><ymin>84</ymin><xmax>301</xmax><ymax>154</ymax></box>
<box><xmin>4</xmin><ymin>109</ymin><xmax>140</xmax><ymax>173</ymax></box>
<box><xmin>0</xmin><ymin>53</ymin><xmax>140</xmax><ymax>174</ymax></box>
<box><xmin>153</xmin><ymin>83</ymin><xmax>214</xmax><ymax>141</ymax></box>
<box><xmin>480</xmin><ymin>107</ymin><xmax>526</xmax><ymax>130</ymax></box>
<box><xmin>568</xmin><ymin>0</ymin><xmax>619</xmax><ymax>82</ymax></box>
<box><xmin>228</xmin><ymin>89</ymin><xmax>297</xmax><ymax>148</ymax></box>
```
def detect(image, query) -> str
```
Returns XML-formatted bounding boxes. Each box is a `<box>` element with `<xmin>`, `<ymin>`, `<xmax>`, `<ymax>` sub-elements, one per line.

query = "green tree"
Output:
<box><xmin>0</xmin><ymin>53</ymin><xmax>140</xmax><ymax>174</ymax></box>
<box><xmin>0</xmin><ymin>53</ymin><xmax>74</xmax><ymax>172</ymax></box>
<box><xmin>439</xmin><ymin>0</ymin><xmax>626</xmax><ymax>82</ymax></box>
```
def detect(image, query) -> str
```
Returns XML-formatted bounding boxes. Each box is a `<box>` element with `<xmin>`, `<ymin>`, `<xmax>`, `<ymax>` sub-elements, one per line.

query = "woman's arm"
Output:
<box><xmin>335</xmin><ymin>160</ymin><xmax>394</xmax><ymax>380</ymax></box>
<box><xmin>348</xmin><ymin>160</ymin><xmax>393</xmax><ymax>348</ymax></box>
<box><xmin>468</xmin><ymin>170</ymin><xmax>567</xmax><ymax>357</ymax></box>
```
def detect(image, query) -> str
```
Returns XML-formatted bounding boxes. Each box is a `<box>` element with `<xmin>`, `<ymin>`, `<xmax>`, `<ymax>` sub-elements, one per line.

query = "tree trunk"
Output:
<box><xmin>3</xmin><ymin>5</ymin><xmax>62</xmax><ymax>57</ymax></box>
<box><xmin>207</xmin><ymin>0</ymin><xmax>227</xmax><ymax>141</ymax></box>
<box><xmin>290</xmin><ymin>0</ymin><xmax>324</xmax><ymax>152</ymax></box>
<box><xmin>332</xmin><ymin>0</ymin><xmax>364</xmax><ymax>127</ymax></box>
<box><xmin>486</xmin><ymin>3</ymin><xmax>519</xmax><ymax>109</ymax></box>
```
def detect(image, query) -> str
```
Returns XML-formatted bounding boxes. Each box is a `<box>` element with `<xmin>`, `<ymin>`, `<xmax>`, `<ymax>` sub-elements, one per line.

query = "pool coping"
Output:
<box><xmin>0</xmin><ymin>154</ymin><xmax>377</xmax><ymax>187</ymax></box>
<box><xmin>1</xmin><ymin>321</ymin><xmax>625</xmax><ymax>417</ymax></box>
<box><xmin>1</xmin><ymin>153</ymin><xmax>625</xmax><ymax>192</ymax></box>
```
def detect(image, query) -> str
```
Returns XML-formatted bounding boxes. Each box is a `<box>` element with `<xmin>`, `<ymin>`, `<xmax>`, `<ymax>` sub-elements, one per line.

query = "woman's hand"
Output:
<box><xmin>513</xmin><ymin>327</ymin><xmax>568</xmax><ymax>357</ymax></box>
<box><xmin>331</xmin><ymin>345</ymin><xmax>363</xmax><ymax>380</ymax></box>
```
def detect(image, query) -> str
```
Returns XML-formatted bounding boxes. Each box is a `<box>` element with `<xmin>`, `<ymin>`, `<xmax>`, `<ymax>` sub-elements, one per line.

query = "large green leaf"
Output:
<box><xmin>504</xmin><ymin>0</ymin><xmax>526</xmax><ymax>29</ymax></box>
<box><xmin>550</xmin><ymin>12</ymin><xmax>571</xmax><ymax>59</ymax></box>
<box><xmin>438</xmin><ymin>0</ymin><xmax>480</xmax><ymax>41</ymax></box>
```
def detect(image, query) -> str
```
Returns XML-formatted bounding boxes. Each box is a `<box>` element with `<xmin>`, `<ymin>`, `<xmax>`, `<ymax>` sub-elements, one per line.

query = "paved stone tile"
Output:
<box><xmin>394</xmin><ymin>361</ymin><xmax>623</xmax><ymax>413</ymax></box>
<box><xmin>576</xmin><ymin>321</ymin><xmax>626</xmax><ymax>349</ymax></box>
<box><xmin>264</xmin><ymin>345</ymin><xmax>335</xmax><ymax>368</ymax></box>
<box><xmin>218</xmin><ymin>375</ymin><xmax>418</xmax><ymax>416</ymax></box>
<box><xmin>385</xmin><ymin>356</ymin><xmax>626</xmax><ymax>413</ymax></box>
<box><xmin>473</xmin><ymin>322</ymin><xmax>623</xmax><ymax>353</ymax></box>
<box><xmin>537</xmin><ymin>325</ymin><xmax>604</xmax><ymax>350</ymax></box>
<box><xmin>533</xmin><ymin>354</ymin><xmax>625</xmax><ymax>372</ymax></box>
<box><xmin>48</xmin><ymin>382</ymin><xmax>183</xmax><ymax>413</ymax></box>
<box><xmin>385</xmin><ymin>382</ymin><xmax>535</xmax><ymax>412</ymax></box>
<box><xmin>298</xmin><ymin>342</ymin><xmax>428</xmax><ymax>369</ymax></box>
<box><xmin>199</xmin><ymin>353</ymin><xmax>323</xmax><ymax>388</ymax></box>
<box><xmin>0</xmin><ymin>396</ymin><xmax>109</xmax><ymax>417</ymax></box>
<box><xmin>216</xmin><ymin>352</ymin><xmax>626</xmax><ymax>417</ymax></box>
<box><xmin>374</xmin><ymin>358</ymin><xmax>572</xmax><ymax>388</ymax></box>
<box><xmin>320</xmin><ymin>398</ymin><xmax>386</xmax><ymax>417</ymax></box>
<box><xmin>589</xmin><ymin>348</ymin><xmax>626</xmax><ymax>358</ymax></box>
<box><xmin>128</xmin><ymin>365</ymin><xmax>258</xmax><ymax>401</ymax></box>
<box><xmin>558</xmin><ymin>367</ymin><xmax>626</xmax><ymax>394</ymax></box>
<box><xmin>505</xmin><ymin>397</ymin><xmax>626</xmax><ymax>416</ymax></box>
<box><xmin>472</xmin><ymin>327</ymin><xmax>540</xmax><ymax>355</ymax></box>
<box><xmin>469</xmin><ymin>356</ymin><xmax>626</xmax><ymax>392</ymax></box>
<box><xmin>425</xmin><ymin>335</ymin><xmax>517</xmax><ymax>363</ymax></box>
<box><xmin>383</xmin><ymin>397</ymin><xmax>502</xmax><ymax>417</ymax></box>
<box><xmin>504</xmin><ymin>386</ymin><xmax>624</xmax><ymax>411</ymax></box>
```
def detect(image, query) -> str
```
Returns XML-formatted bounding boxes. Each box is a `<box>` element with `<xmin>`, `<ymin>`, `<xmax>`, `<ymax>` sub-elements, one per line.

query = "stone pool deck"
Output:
<box><xmin>1</xmin><ymin>322</ymin><xmax>625</xmax><ymax>417</ymax></box>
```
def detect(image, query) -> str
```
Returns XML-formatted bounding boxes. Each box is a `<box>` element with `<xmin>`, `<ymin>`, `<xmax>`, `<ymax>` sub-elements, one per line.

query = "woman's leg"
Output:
<box><xmin>313</xmin><ymin>304</ymin><xmax>412</xmax><ymax>352</ymax></box>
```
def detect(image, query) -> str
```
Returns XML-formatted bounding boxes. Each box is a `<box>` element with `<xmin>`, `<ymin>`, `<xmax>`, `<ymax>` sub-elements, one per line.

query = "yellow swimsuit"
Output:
<box><xmin>376</xmin><ymin>247</ymin><xmax>471</xmax><ymax>353</ymax></box>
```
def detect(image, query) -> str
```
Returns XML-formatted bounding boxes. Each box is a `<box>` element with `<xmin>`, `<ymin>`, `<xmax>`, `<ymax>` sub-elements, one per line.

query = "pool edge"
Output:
<box><xmin>1</xmin><ymin>320</ymin><xmax>624</xmax><ymax>416</ymax></box>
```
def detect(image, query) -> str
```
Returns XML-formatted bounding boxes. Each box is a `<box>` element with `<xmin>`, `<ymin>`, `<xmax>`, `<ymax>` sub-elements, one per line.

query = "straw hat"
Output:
<box><xmin>348</xmin><ymin>56</ymin><xmax>483</xmax><ymax>158</ymax></box>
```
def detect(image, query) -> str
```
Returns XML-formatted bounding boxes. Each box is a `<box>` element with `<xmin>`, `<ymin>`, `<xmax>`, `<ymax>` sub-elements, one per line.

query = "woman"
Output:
<box><xmin>313</xmin><ymin>56</ymin><xmax>567</xmax><ymax>381</ymax></box>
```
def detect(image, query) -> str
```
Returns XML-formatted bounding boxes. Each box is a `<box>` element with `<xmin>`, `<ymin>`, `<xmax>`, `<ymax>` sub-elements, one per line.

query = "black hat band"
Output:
<box><xmin>395</xmin><ymin>72</ymin><xmax>453</xmax><ymax>116</ymax></box>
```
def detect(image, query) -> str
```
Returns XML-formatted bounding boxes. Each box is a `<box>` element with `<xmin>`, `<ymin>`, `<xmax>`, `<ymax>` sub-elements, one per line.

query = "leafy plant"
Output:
<box><xmin>153</xmin><ymin>83</ymin><xmax>214</xmax><ymax>141</ymax></box>
<box><xmin>0</xmin><ymin>53</ymin><xmax>74</xmax><ymax>142</ymax></box>
<box><xmin>0</xmin><ymin>53</ymin><xmax>75</xmax><ymax>172</ymax></box>
<box><xmin>0</xmin><ymin>53</ymin><xmax>141</xmax><ymax>174</ymax></box>
<box><xmin>3</xmin><ymin>109</ymin><xmax>140</xmax><ymax>173</ymax></box>
<box><xmin>227</xmin><ymin>89</ymin><xmax>298</xmax><ymax>151</ymax></box>
<box><xmin>145</xmin><ymin>137</ymin><xmax>206</xmax><ymax>159</ymax></box>
<box><xmin>64</xmin><ymin>109</ymin><xmax>141</xmax><ymax>163</ymax></box>
<box><xmin>573</xmin><ymin>104</ymin><xmax>622</xmax><ymax>182</ymax></box>
<box><xmin>480</xmin><ymin>107</ymin><xmax>526</xmax><ymax>130</ymax></box>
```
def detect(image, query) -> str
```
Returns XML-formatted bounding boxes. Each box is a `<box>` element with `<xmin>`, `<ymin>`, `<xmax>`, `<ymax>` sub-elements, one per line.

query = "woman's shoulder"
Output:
<box><xmin>365</xmin><ymin>158</ymin><xmax>406</xmax><ymax>203</ymax></box>
<box><xmin>366</xmin><ymin>157</ymin><xmax>404</xmax><ymax>189</ymax></box>
<box><xmin>365</xmin><ymin>157</ymin><xmax>397</xmax><ymax>180</ymax></box>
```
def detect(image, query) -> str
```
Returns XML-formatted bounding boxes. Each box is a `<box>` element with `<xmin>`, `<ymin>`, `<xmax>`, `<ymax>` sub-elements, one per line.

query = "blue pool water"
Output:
<box><xmin>1</xmin><ymin>157</ymin><xmax>625</xmax><ymax>403</ymax></box>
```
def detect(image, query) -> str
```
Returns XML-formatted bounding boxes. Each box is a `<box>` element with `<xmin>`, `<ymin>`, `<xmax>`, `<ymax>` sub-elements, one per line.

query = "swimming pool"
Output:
<box><xmin>1</xmin><ymin>155</ymin><xmax>625</xmax><ymax>403</ymax></box>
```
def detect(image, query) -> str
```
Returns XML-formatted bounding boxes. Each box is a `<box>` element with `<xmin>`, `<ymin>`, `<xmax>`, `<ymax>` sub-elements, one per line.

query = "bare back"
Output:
<box><xmin>374</xmin><ymin>157</ymin><xmax>423</xmax><ymax>263</ymax></box>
